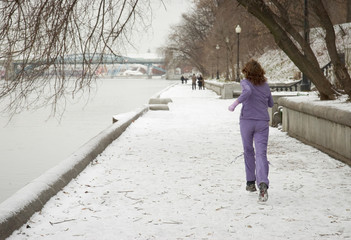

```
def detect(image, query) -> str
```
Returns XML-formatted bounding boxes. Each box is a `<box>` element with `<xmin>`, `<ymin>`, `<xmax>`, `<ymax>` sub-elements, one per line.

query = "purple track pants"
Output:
<box><xmin>240</xmin><ymin>119</ymin><xmax>269</xmax><ymax>188</ymax></box>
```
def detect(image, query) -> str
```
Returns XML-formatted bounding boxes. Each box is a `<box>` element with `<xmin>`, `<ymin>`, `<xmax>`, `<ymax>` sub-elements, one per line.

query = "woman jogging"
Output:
<box><xmin>228</xmin><ymin>59</ymin><xmax>274</xmax><ymax>202</ymax></box>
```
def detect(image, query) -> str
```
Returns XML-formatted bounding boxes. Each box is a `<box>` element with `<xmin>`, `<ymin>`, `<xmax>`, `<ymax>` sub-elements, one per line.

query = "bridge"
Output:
<box><xmin>57</xmin><ymin>53</ymin><xmax>166</xmax><ymax>77</ymax></box>
<box><xmin>1</xmin><ymin>53</ymin><xmax>166</xmax><ymax>79</ymax></box>
<box><xmin>57</xmin><ymin>53</ymin><xmax>164</xmax><ymax>65</ymax></box>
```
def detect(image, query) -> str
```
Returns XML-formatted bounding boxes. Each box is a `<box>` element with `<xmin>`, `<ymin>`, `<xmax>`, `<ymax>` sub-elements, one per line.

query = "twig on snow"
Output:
<box><xmin>49</xmin><ymin>219</ymin><xmax>76</xmax><ymax>225</ymax></box>
<box><xmin>231</xmin><ymin>152</ymin><xmax>244</xmax><ymax>164</ymax></box>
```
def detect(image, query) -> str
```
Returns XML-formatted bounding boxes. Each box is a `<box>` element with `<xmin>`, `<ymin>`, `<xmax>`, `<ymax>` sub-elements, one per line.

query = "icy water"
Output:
<box><xmin>0</xmin><ymin>77</ymin><xmax>177</xmax><ymax>203</ymax></box>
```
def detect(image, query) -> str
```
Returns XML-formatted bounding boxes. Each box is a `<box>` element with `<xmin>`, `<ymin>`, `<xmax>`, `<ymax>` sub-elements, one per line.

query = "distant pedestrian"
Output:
<box><xmin>199</xmin><ymin>74</ymin><xmax>205</xmax><ymax>90</ymax></box>
<box><xmin>191</xmin><ymin>74</ymin><xmax>196</xmax><ymax>90</ymax></box>
<box><xmin>197</xmin><ymin>74</ymin><xmax>204</xmax><ymax>90</ymax></box>
<box><xmin>181</xmin><ymin>75</ymin><xmax>185</xmax><ymax>84</ymax></box>
<box><xmin>201</xmin><ymin>75</ymin><xmax>205</xmax><ymax>90</ymax></box>
<box><xmin>228</xmin><ymin>59</ymin><xmax>274</xmax><ymax>202</ymax></box>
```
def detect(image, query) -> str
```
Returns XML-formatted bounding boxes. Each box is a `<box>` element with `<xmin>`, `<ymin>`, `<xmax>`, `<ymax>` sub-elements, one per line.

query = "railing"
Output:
<box><xmin>269</xmin><ymin>60</ymin><xmax>334</xmax><ymax>92</ymax></box>
<box><xmin>321</xmin><ymin>61</ymin><xmax>332</xmax><ymax>78</ymax></box>
<box><xmin>269</xmin><ymin>80</ymin><xmax>302</xmax><ymax>92</ymax></box>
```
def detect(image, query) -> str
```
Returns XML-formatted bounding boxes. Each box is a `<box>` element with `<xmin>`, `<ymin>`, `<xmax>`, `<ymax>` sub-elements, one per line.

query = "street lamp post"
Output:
<box><xmin>216</xmin><ymin>44</ymin><xmax>220</xmax><ymax>79</ymax></box>
<box><xmin>225</xmin><ymin>37</ymin><xmax>229</xmax><ymax>81</ymax></box>
<box><xmin>235</xmin><ymin>25</ymin><xmax>241</xmax><ymax>82</ymax></box>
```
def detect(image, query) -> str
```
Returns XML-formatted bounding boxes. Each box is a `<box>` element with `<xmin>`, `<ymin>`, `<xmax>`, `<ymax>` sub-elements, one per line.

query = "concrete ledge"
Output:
<box><xmin>278</xmin><ymin>97</ymin><xmax>351</xmax><ymax>127</ymax></box>
<box><xmin>287</xmin><ymin>131</ymin><xmax>351</xmax><ymax>166</ymax></box>
<box><xmin>278</xmin><ymin>97</ymin><xmax>351</xmax><ymax>165</ymax></box>
<box><xmin>149</xmin><ymin>104</ymin><xmax>169</xmax><ymax>111</ymax></box>
<box><xmin>269</xmin><ymin>93</ymin><xmax>298</xmax><ymax>126</ymax></box>
<box><xmin>146</xmin><ymin>83</ymin><xmax>176</xmax><ymax>111</ymax></box>
<box><xmin>204</xmin><ymin>80</ymin><xmax>241</xmax><ymax>99</ymax></box>
<box><xmin>148</xmin><ymin>98</ymin><xmax>173</xmax><ymax>105</ymax></box>
<box><xmin>0</xmin><ymin>106</ymin><xmax>148</xmax><ymax>240</ymax></box>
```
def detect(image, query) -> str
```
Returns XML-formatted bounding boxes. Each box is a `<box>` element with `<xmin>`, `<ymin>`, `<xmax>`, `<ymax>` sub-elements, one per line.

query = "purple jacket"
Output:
<box><xmin>237</xmin><ymin>79</ymin><xmax>274</xmax><ymax>121</ymax></box>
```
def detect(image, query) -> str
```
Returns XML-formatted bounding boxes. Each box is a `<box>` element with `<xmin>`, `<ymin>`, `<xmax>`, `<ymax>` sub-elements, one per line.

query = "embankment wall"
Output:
<box><xmin>204</xmin><ymin>81</ymin><xmax>241</xmax><ymax>99</ymax></box>
<box><xmin>278</xmin><ymin>97</ymin><xmax>351</xmax><ymax>165</ymax></box>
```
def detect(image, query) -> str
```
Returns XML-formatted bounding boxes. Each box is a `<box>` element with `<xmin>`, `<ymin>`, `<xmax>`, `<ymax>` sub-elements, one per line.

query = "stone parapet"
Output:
<box><xmin>204</xmin><ymin>81</ymin><xmax>241</xmax><ymax>99</ymax></box>
<box><xmin>269</xmin><ymin>93</ymin><xmax>299</xmax><ymax>126</ymax></box>
<box><xmin>278</xmin><ymin>97</ymin><xmax>351</xmax><ymax>165</ymax></box>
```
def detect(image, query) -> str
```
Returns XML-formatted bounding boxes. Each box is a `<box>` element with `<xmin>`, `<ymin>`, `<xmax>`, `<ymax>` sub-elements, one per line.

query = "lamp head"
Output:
<box><xmin>235</xmin><ymin>25</ymin><xmax>241</xmax><ymax>34</ymax></box>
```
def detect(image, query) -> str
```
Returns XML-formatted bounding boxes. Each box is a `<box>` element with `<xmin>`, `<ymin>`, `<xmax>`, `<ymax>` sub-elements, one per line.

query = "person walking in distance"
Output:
<box><xmin>201</xmin><ymin>75</ymin><xmax>205</xmax><ymax>90</ymax></box>
<box><xmin>191</xmin><ymin>74</ymin><xmax>197</xmax><ymax>90</ymax></box>
<box><xmin>197</xmin><ymin>74</ymin><xmax>204</xmax><ymax>90</ymax></box>
<box><xmin>228</xmin><ymin>59</ymin><xmax>274</xmax><ymax>202</ymax></box>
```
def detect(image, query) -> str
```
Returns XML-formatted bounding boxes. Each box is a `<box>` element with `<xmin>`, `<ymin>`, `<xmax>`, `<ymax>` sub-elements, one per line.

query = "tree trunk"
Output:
<box><xmin>312</xmin><ymin>0</ymin><xmax>351</xmax><ymax>98</ymax></box>
<box><xmin>236</xmin><ymin>0</ymin><xmax>336</xmax><ymax>100</ymax></box>
<box><xmin>347</xmin><ymin>0</ymin><xmax>351</xmax><ymax>22</ymax></box>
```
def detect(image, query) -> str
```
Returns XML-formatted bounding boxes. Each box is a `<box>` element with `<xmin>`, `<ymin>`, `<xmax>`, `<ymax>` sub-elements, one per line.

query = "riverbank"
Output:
<box><xmin>5</xmin><ymin>83</ymin><xmax>351</xmax><ymax>239</ymax></box>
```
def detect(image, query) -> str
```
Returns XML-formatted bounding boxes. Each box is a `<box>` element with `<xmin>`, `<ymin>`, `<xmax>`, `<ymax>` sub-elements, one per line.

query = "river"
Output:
<box><xmin>0</xmin><ymin>77</ymin><xmax>177</xmax><ymax>203</ymax></box>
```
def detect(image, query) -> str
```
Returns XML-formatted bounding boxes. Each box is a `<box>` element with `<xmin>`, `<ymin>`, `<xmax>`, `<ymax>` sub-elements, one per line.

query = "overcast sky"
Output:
<box><xmin>128</xmin><ymin>0</ymin><xmax>193</xmax><ymax>55</ymax></box>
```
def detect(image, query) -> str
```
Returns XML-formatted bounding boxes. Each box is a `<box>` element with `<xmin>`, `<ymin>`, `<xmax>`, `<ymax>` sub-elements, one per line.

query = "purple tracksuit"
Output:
<box><xmin>237</xmin><ymin>79</ymin><xmax>274</xmax><ymax>187</ymax></box>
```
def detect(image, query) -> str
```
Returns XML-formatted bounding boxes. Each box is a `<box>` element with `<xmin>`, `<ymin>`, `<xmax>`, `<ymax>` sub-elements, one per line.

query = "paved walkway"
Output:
<box><xmin>8</xmin><ymin>84</ymin><xmax>351</xmax><ymax>239</ymax></box>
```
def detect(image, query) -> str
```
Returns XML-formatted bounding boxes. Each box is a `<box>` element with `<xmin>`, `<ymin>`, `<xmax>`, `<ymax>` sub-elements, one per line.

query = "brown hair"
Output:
<box><xmin>242</xmin><ymin>59</ymin><xmax>266</xmax><ymax>85</ymax></box>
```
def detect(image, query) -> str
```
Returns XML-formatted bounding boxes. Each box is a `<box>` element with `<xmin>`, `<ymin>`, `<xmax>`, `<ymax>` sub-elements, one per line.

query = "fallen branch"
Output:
<box><xmin>49</xmin><ymin>219</ymin><xmax>76</xmax><ymax>225</ymax></box>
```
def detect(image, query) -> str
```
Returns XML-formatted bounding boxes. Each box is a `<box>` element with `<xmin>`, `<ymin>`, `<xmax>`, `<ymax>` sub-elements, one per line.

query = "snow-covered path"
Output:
<box><xmin>8</xmin><ymin>84</ymin><xmax>351</xmax><ymax>240</ymax></box>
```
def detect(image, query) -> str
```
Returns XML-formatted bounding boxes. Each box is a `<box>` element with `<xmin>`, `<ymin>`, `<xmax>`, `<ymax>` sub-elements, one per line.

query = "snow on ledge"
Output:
<box><xmin>278</xmin><ymin>94</ymin><xmax>351</xmax><ymax>127</ymax></box>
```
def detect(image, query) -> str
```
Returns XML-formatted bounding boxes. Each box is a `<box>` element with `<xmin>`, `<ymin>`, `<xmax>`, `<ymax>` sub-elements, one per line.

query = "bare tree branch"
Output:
<box><xmin>0</xmin><ymin>0</ymin><xmax>148</xmax><ymax>117</ymax></box>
